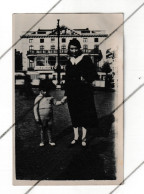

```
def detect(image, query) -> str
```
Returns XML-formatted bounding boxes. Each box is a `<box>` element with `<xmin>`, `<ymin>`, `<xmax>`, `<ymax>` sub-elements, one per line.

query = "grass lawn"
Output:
<box><xmin>15</xmin><ymin>89</ymin><xmax>116</xmax><ymax>180</ymax></box>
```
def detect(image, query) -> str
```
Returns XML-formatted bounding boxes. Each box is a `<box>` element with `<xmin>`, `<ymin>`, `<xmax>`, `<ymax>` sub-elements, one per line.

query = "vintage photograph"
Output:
<box><xmin>13</xmin><ymin>13</ymin><xmax>123</xmax><ymax>185</ymax></box>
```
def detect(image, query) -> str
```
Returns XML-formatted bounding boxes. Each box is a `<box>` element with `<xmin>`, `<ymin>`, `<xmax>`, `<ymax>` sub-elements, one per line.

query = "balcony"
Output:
<box><xmin>27</xmin><ymin>49</ymin><xmax>68</xmax><ymax>55</ymax></box>
<box><xmin>27</xmin><ymin>49</ymin><xmax>99</xmax><ymax>56</ymax></box>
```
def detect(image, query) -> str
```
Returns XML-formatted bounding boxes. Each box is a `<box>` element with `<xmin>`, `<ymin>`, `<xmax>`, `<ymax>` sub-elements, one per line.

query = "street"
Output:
<box><xmin>15</xmin><ymin>89</ymin><xmax>116</xmax><ymax>180</ymax></box>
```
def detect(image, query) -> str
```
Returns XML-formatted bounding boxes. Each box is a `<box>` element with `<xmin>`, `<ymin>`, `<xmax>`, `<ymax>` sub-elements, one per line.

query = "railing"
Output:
<box><xmin>27</xmin><ymin>49</ymin><xmax>99</xmax><ymax>55</ymax></box>
<box><xmin>82</xmin><ymin>49</ymin><xmax>93</xmax><ymax>53</ymax></box>
<box><xmin>27</xmin><ymin>49</ymin><xmax>68</xmax><ymax>55</ymax></box>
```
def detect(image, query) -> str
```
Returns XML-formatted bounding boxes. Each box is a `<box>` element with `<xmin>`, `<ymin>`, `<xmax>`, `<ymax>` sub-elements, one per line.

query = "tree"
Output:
<box><xmin>15</xmin><ymin>49</ymin><xmax>23</xmax><ymax>71</ymax></box>
<box><xmin>101</xmin><ymin>61</ymin><xmax>112</xmax><ymax>75</ymax></box>
<box><xmin>101</xmin><ymin>62</ymin><xmax>112</xmax><ymax>90</ymax></box>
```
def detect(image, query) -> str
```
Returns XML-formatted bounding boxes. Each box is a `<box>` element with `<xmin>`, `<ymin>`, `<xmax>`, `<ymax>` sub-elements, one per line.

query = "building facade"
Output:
<box><xmin>20</xmin><ymin>24</ymin><xmax>108</xmax><ymax>84</ymax></box>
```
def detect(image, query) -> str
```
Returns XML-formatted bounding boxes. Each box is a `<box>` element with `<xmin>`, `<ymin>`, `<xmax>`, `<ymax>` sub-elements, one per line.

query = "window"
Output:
<box><xmin>83</xmin><ymin>45</ymin><xmax>88</xmax><ymax>53</ymax></box>
<box><xmin>29</xmin><ymin>60</ymin><xmax>34</xmax><ymax>69</ymax></box>
<box><xmin>62</xmin><ymin>74</ymin><xmax>66</xmax><ymax>80</ymax></box>
<box><xmin>83</xmin><ymin>45</ymin><xmax>88</xmax><ymax>49</ymax></box>
<box><xmin>53</xmin><ymin>75</ymin><xmax>56</xmax><ymax>80</ymax></box>
<box><xmin>29</xmin><ymin>45</ymin><xmax>33</xmax><ymax>50</ymax></box>
<box><xmin>62</xmin><ymin>38</ymin><xmax>66</xmax><ymax>43</ymax></box>
<box><xmin>61</xmin><ymin>45</ymin><xmax>66</xmax><ymax>53</ymax></box>
<box><xmin>40</xmin><ymin>39</ymin><xmax>44</xmax><ymax>43</ymax></box>
<box><xmin>83</xmin><ymin>38</ymin><xmax>88</xmax><ymax>42</ymax></box>
<box><xmin>51</xmin><ymin>45</ymin><xmax>55</xmax><ymax>50</ymax></box>
<box><xmin>40</xmin><ymin>45</ymin><xmax>44</xmax><ymax>50</ymax></box>
<box><xmin>61</xmin><ymin>45</ymin><xmax>66</xmax><ymax>49</ymax></box>
<box><xmin>48</xmin><ymin>56</ymin><xmax>56</xmax><ymax>66</ymax></box>
<box><xmin>94</xmin><ymin>38</ymin><xmax>99</xmax><ymax>42</ymax></box>
<box><xmin>29</xmin><ymin>39</ymin><xmax>33</xmax><ymax>43</ymax></box>
<box><xmin>36</xmin><ymin>56</ymin><xmax>45</xmax><ymax>66</ymax></box>
<box><xmin>50</xmin><ymin>45</ymin><xmax>55</xmax><ymax>53</ymax></box>
<box><xmin>51</xmin><ymin>37</ymin><xmax>55</xmax><ymax>42</ymax></box>
<box><xmin>29</xmin><ymin>62</ymin><xmax>32</xmax><ymax>67</ymax></box>
<box><xmin>94</xmin><ymin>45</ymin><xmax>99</xmax><ymax>49</ymax></box>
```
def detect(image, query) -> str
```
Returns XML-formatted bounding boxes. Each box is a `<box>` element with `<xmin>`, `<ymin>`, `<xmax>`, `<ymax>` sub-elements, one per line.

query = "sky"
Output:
<box><xmin>13</xmin><ymin>13</ymin><xmax>123</xmax><ymax>51</ymax></box>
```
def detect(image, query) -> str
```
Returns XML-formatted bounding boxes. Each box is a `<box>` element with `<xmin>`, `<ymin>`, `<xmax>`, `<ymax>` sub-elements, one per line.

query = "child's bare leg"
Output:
<box><xmin>40</xmin><ymin>120</ymin><xmax>47</xmax><ymax>147</ymax></box>
<box><xmin>47</xmin><ymin>120</ymin><xmax>55</xmax><ymax>146</ymax></box>
<box><xmin>82</xmin><ymin>127</ymin><xmax>87</xmax><ymax>147</ymax></box>
<box><xmin>40</xmin><ymin>126</ymin><xmax>44</xmax><ymax>146</ymax></box>
<box><xmin>47</xmin><ymin>129</ymin><xmax>52</xmax><ymax>142</ymax></box>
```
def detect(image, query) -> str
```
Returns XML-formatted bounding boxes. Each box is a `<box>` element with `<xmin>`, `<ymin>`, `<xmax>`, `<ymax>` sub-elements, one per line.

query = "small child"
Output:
<box><xmin>34</xmin><ymin>79</ymin><xmax>66</xmax><ymax>147</ymax></box>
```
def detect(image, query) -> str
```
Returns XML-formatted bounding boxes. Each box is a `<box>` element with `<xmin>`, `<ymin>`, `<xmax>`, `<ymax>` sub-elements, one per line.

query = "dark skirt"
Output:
<box><xmin>67</xmin><ymin>84</ymin><xmax>98</xmax><ymax>128</ymax></box>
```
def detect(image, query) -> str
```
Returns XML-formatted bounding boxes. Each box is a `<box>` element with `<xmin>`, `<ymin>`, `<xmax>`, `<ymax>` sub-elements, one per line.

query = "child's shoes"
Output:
<box><xmin>39</xmin><ymin>142</ymin><xmax>44</xmax><ymax>147</ymax></box>
<box><xmin>82</xmin><ymin>138</ymin><xmax>86</xmax><ymax>147</ymax></box>
<box><xmin>49</xmin><ymin>142</ymin><xmax>56</xmax><ymax>146</ymax></box>
<box><xmin>71</xmin><ymin>139</ymin><xmax>79</xmax><ymax>145</ymax></box>
<box><xmin>82</xmin><ymin>141</ymin><xmax>86</xmax><ymax>147</ymax></box>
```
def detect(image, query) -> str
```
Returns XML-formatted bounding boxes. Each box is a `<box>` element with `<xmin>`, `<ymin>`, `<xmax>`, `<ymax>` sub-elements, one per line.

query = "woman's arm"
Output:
<box><xmin>81</xmin><ymin>56</ymin><xmax>99</xmax><ymax>83</ymax></box>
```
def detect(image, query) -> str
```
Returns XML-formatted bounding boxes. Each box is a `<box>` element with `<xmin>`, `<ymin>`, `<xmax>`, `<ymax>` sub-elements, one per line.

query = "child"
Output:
<box><xmin>34</xmin><ymin>79</ymin><xmax>66</xmax><ymax>147</ymax></box>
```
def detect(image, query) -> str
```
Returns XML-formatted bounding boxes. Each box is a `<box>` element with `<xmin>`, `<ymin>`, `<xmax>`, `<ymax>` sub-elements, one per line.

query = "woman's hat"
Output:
<box><xmin>68</xmin><ymin>38</ymin><xmax>81</xmax><ymax>49</ymax></box>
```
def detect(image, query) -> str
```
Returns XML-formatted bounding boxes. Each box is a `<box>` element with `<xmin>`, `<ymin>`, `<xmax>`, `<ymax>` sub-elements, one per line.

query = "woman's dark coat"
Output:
<box><xmin>65</xmin><ymin>55</ymin><xmax>98</xmax><ymax>128</ymax></box>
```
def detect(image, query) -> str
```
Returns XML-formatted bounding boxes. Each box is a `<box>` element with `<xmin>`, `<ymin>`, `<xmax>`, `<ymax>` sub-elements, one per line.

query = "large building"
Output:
<box><xmin>20</xmin><ymin>23</ymin><xmax>108</xmax><ymax>84</ymax></box>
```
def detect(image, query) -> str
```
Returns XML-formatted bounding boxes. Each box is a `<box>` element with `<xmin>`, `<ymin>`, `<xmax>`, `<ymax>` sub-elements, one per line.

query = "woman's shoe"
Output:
<box><xmin>39</xmin><ymin>142</ymin><xmax>44</xmax><ymax>147</ymax></box>
<box><xmin>71</xmin><ymin>139</ymin><xmax>78</xmax><ymax>145</ymax></box>
<box><xmin>82</xmin><ymin>138</ymin><xmax>86</xmax><ymax>147</ymax></box>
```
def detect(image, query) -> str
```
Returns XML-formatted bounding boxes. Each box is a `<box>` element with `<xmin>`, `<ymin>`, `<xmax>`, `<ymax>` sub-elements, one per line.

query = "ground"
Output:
<box><xmin>15</xmin><ymin>89</ymin><xmax>116</xmax><ymax>181</ymax></box>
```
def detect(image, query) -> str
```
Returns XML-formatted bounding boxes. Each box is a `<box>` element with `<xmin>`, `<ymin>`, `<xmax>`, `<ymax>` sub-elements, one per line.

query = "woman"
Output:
<box><xmin>64</xmin><ymin>38</ymin><xmax>98</xmax><ymax>147</ymax></box>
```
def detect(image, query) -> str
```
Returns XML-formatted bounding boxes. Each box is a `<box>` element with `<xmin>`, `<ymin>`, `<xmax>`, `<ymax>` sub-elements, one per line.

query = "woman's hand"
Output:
<box><xmin>61</xmin><ymin>96</ymin><xmax>67</xmax><ymax>104</ymax></box>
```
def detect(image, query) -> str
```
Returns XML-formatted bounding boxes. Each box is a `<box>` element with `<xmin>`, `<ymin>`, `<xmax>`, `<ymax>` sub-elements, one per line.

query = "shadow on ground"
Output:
<box><xmin>15</xmin><ymin>89</ymin><xmax>116</xmax><ymax>180</ymax></box>
<box><xmin>16</xmin><ymin>114</ymin><xmax>116</xmax><ymax>180</ymax></box>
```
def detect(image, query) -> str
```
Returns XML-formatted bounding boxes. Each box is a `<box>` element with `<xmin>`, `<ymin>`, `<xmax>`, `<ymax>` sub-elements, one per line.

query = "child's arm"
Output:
<box><xmin>33</xmin><ymin>97</ymin><xmax>42</xmax><ymax>122</ymax></box>
<box><xmin>52</xmin><ymin>97</ymin><xmax>67</xmax><ymax>106</ymax></box>
<box><xmin>61</xmin><ymin>96</ymin><xmax>67</xmax><ymax>104</ymax></box>
<box><xmin>52</xmin><ymin>98</ymin><xmax>62</xmax><ymax>106</ymax></box>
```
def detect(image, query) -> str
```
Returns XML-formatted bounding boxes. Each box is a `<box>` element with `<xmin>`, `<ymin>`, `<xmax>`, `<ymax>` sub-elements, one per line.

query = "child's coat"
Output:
<box><xmin>34</xmin><ymin>93</ymin><xmax>60</xmax><ymax>122</ymax></box>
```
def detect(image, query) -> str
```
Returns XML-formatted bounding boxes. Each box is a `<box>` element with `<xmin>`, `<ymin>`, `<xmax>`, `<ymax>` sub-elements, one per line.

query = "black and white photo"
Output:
<box><xmin>13</xmin><ymin>13</ymin><xmax>123</xmax><ymax>185</ymax></box>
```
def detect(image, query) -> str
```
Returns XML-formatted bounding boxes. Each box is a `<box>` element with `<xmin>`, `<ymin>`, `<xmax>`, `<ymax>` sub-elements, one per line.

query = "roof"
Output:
<box><xmin>21</xmin><ymin>25</ymin><xmax>108</xmax><ymax>38</ymax></box>
<box><xmin>38</xmin><ymin>29</ymin><xmax>53</xmax><ymax>31</ymax></box>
